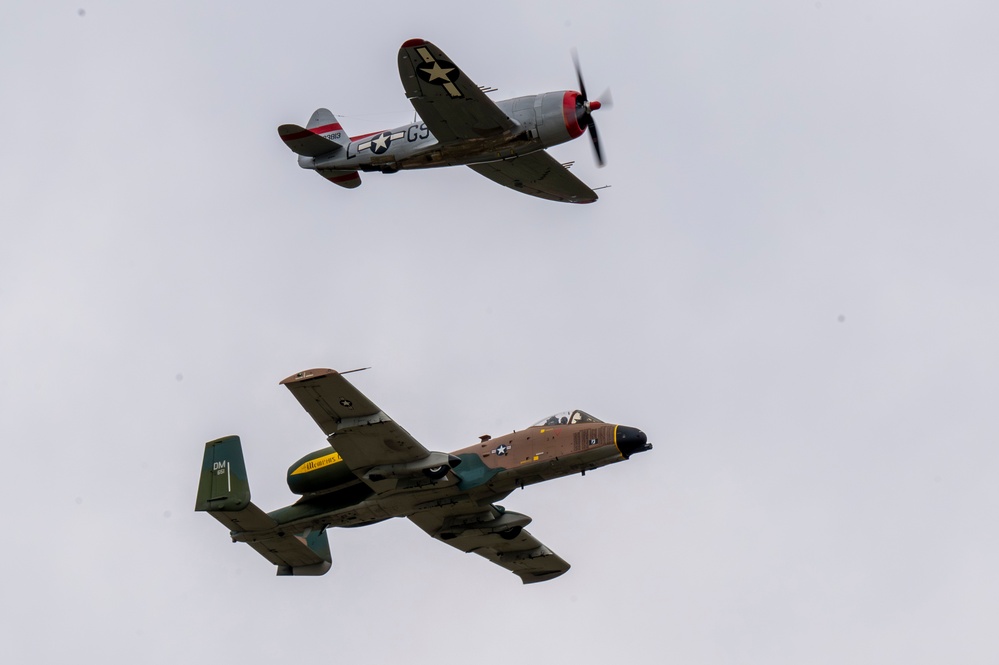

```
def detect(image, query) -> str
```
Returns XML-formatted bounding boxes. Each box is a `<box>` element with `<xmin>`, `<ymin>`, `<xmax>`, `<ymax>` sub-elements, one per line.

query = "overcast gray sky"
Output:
<box><xmin>3</xmin><ymin>1</ymin><xmax>998</xmax><ymax>663</ymax></box>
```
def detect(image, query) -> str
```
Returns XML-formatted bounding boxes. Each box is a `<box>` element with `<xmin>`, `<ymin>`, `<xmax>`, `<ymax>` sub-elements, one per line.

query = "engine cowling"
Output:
<box><xmin>535</xmin><ymin>90</ymin><xmax>585</xmax><ymax>147</ymax></box>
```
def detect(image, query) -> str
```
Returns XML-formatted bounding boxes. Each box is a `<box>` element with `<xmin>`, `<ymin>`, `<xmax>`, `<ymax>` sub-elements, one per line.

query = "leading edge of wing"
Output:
<box><xmin>468</xmin><ymin>151</ymin><xmax>598</xmax><ymax>204</ymax></box>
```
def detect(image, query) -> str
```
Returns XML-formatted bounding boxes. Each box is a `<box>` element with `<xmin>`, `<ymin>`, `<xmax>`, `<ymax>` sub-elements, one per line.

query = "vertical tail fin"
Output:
<box><xmin>306</xmin><ymin>108</ymin><xmax>350</xmax><ymax>151</ymax></box>
<box><xmin>196</xmin><ymin>435</ymin><xmax>252</xmax><ymax>512</ymax></box>
<box><xmin>196</xmin><ymin>436</ymin><xmax>333</xmax><ymax>576</ymax></box>
<box><xmin>278</xmin><ymin>108</ymin><xmax>361</xmax><ymax>188</ymax></box>
<box><xmin>274</xmin><ymin>528</ymin><xmax>332</xmax><ymax>576</ymax></box>
<box><xmin>278</xmin><ymin>109</ymin><xmax>349</xmax><ymax>157</ymax></box>
<box><xmin>196</xmin><ymin>435</ymin><xmax>276</xmax><ymax>532</ymax></box>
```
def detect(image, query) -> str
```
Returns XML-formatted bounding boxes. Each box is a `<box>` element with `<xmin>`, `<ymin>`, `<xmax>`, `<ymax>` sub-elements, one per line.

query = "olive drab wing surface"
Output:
<box><xmin>196</xmin><ymin>368</ymin><xmax>651</xmax><ymax>583</ymax></box>
<box><xmin>277</xmin><ymin>39</ymin><xmax>611</xmax><ymax>203</ymax></box>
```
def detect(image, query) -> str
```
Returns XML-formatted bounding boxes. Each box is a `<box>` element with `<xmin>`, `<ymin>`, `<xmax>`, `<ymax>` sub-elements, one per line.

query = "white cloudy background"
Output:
<box><xmin>2</xmin><ymin>1</ymin><xmax>997</xmax><ymax>663</ymax></box>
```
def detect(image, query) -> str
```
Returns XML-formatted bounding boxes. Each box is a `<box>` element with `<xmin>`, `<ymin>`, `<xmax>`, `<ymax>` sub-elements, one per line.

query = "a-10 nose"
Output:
<box><xmin>616</xmin><ymin>426</ymin><xmax>652</xmax><ymax>459</ymax></box>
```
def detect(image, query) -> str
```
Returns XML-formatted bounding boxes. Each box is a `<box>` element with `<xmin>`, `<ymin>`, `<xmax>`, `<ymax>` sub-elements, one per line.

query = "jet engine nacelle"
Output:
<box><xmin>364</xmin><ymin>452</ymin><xmax>462</xmax><ymax>482</ymax></box>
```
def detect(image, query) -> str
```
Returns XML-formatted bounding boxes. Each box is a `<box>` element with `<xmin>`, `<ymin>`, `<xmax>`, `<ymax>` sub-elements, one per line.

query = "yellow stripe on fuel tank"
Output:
<box><xmin>290</xmin><ymin>451</ymin><xmax>344</xmax><ymax>475</ymax></box>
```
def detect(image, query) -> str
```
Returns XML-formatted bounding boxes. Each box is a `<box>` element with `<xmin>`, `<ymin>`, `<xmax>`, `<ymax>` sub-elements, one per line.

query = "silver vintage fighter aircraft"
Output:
<box><xmin>278</xmin><ymin>38</ymin><xmax>609</xmax><ymax>203</ymax></box>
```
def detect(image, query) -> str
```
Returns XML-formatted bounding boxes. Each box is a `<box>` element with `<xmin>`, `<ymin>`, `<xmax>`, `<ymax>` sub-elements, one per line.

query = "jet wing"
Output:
<box><xmin>281</xmin><ymin>368</ymin><xmax>433</xmax><ymax>481</ymax></box>
<box><xmin>409</xmin><ymin>503</ymin><xmax>570</xmax><ymax>584</ymax></box>
<box><xmin>468</xmin><ymin>152</ymin><xmax>598</xmax><ymax>203</ymax></box>
<box><xmin>398</xmin><ymin>39</ymin><xmax>521</xmax><ymax>144</ymax></box>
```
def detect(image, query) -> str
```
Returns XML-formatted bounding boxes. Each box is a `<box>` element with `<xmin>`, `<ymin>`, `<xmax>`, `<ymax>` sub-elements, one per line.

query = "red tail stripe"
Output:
<box><xmin>281</xmin><ymin>123</ymin><xmax>344</xmax><ymax>143</ymax></box>
<box><xmin>330</xmin><ymin>172</ymin><xmax>360</xmax><ymax>183</ymax></box>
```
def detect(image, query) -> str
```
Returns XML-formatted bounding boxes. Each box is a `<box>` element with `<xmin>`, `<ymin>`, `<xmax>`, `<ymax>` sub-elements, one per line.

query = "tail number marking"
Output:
<box><xmin>213</xmin><ymin>460</ymin><xmax>231</xmax><ymax>492</ymax></box>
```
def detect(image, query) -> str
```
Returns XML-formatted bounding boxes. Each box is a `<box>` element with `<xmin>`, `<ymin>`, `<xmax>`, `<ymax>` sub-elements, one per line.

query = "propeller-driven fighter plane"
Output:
<box><xmin>278</xmin><ymin>39</ymin><xmax>609</xmax><ymax>203</ymax></box>
<box><xmin>196</xmin><ymin>368</ymin><xmax>651</xmax><ymax>583</ymax></box>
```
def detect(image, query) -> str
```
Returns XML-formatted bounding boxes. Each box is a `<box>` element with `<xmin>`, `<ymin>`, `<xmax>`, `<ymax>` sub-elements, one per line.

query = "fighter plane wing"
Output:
<box><xmin>409</xmin><ymin>503</ymin><xmax>570</xmax><ymax>584</ymax></box>
<box><xmin>398</xmin><ymin>39</ymin><xmax>521</xmax><ymax>144</ymax></box>
<box><xmin>468</xmin><ymin>151</ymin><xmax>598</xmax><ymax>203</ymax></box>
<box><xmin>281</xmin><ymin>369</ymin><xmax>443</xmax><ymax>486</ymax></box>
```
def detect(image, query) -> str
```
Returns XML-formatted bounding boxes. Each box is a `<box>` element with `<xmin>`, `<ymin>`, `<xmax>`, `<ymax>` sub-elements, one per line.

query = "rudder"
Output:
<box><xmin>306</xmin><ymin>108</ymin><xmax>350</xmax><ymax>150</ymax></box>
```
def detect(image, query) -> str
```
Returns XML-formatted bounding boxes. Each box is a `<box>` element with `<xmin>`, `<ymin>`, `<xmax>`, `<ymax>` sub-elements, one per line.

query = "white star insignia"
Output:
<box><xmin>372</xmin><ymin>133</ymin><xmax>390</xmax><ymax>151</ymax></box>
<box><xmin>421</xmin><ymin>62</ymin><xmax>454</xmax><ymax>82</ymax></box>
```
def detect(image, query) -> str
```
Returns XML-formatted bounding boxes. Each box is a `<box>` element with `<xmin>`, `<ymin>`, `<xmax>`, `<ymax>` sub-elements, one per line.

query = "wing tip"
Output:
<box><xmin>518</xmin><ymin>566</ymin><xmax>571</xmax><ymax>584</ymax></box>
<box><xmin>401</xmin><ymin>38</ymin><xmax>427</xmax><ymax>48</ymax></box>
<box><xmin>280</xmin><ymin>368</ymin><xmax>339</xmax><ymax>385</ymax></box>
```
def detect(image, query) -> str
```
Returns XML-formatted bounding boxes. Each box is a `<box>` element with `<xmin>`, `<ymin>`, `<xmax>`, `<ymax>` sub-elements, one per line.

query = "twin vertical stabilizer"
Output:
<box><xmin>196</xmin><ymin>435</ymin><xmax>333</xmax><ymax>576</ymax></box>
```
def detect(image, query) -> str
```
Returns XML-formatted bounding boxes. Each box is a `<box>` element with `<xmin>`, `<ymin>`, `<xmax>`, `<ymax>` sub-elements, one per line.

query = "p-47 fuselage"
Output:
<box><xmin>301</xmin><ymin>91</ymin><xmax>587</xmax><ymax>173</ymax></box>
<box><xmin>278</xmin><ymin>38</ymin><xmax>607</xmax><ymax>203</ymax></box>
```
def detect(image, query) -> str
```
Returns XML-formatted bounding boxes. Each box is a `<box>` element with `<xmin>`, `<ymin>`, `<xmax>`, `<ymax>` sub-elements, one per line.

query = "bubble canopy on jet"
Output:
<box><xmin>531</xmin><ymin>410</ymin><xmax>604</xmax><ymax>427</ymax></box>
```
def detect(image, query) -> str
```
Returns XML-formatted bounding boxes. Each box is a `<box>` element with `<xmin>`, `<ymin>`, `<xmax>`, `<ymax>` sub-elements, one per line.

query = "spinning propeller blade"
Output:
<box><xmin>572</xmin><ymin>51</ymin><xmax>608</xmax><ymax>167</ymax></box>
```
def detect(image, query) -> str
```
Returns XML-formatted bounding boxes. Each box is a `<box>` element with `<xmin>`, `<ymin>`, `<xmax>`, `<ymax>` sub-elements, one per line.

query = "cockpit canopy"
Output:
<box><xmin>531</xmin><ymin>410</ymin><xmax>604</xmax><ymax>427</ymax></box>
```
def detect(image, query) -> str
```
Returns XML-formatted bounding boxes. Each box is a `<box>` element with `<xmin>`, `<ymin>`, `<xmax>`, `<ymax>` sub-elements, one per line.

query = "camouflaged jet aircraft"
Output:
<box><xmin>196</xmin><ymin>368</ymin><xmax>651</xmax><ymax>583</ymax></box>
<box><xmin>278</xmin><ymin>38</ymin><xmax>609</xmax><ymax>203</ymax></box>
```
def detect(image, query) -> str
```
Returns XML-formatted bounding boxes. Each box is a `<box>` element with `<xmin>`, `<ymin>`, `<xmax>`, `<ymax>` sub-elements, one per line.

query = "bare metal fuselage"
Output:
<box><xmin>301</xmin><ymin>91</ymin><xmax>582</xmax><ymax>174</ymax></box>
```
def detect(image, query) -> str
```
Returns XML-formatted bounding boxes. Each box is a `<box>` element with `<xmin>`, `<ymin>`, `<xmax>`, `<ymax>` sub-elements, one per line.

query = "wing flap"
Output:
<box><xmin>409</xmin><ymin>503</ymin><xmax>570</xmax><ymax>584</ymax></box>
<box><xmin>468</xmin><ymin>152</ymin><xmax>598</xmax><ymax>203</ymax></box>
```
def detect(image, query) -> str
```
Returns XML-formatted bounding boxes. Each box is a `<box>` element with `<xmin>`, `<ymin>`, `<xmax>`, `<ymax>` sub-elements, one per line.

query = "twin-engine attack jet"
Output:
<box><xmin>278</xmin><ymin>38</ymin><xmax>609</xmax><ymax>203</ymax></box>
<box><xmin>196</xmin><ymin>368</ymin><xmax>651</xmax><ymax>584</ymax></box>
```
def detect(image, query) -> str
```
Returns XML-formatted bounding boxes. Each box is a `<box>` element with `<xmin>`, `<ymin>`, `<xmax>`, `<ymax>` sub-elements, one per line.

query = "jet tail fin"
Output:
<box><xmin>196</xmin><ymin>436</ymin><xmax>333</xmax><ymax>576</ymax></box>
<box><xmin>196</xmin><ymin>435</ymin><xmax>276</xmax><ymax>531</ymax></box>
<box><xmin>196</xmin><ymin>435</ymin><xmax>254</xmax><ymax>513</ymax></box>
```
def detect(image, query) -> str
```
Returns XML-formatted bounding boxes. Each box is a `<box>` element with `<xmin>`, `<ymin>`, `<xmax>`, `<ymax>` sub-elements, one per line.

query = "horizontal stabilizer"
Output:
<box><xmin>278</xmin><ymin>123</ymin><xmax>344</xmax><ymax>157</ymax></box>
<box><xmin>244</xmin><ymin>528</ymin><xmax>333</xmax><ymax>576</ymax></box>
<box><xmin>318</xmin><ymin>168</ymin><xmax>361</xmax><ymax>189</ymax></box>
